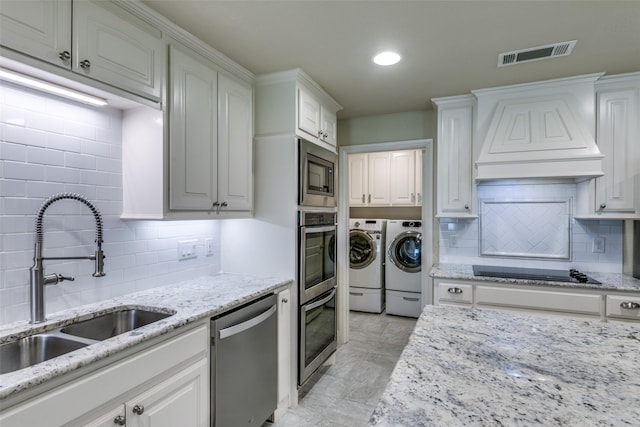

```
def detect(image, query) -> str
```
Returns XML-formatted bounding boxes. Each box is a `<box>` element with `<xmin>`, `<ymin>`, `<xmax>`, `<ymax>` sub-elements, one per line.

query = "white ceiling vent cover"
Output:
<box><xmin>498</xmin><ymin>40</ymin><xmax>577</xmax><ymax>67</ymax></box>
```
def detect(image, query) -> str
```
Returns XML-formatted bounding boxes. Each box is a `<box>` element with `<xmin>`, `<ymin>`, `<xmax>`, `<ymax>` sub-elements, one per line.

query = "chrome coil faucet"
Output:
<box><xmin>30</xmin><ymin>193</ymin><xmax>106</xmax><ymax>323</ymax></box>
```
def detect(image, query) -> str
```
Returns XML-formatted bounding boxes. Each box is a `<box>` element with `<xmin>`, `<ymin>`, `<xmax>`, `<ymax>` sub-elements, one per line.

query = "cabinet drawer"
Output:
<box><xmin>606</xmin><ymin>295</ymin><xmax>640</xmax><ymax>320</ymax></box>
<box><xmin>436</xmin><ymin>282</ymin><xmax>473</xmax><ymax>305</ymax></box>
<box><xmin>476</xmin><ymin>286</ymin><xmax>602</xmax><ymax>316</ymax></box>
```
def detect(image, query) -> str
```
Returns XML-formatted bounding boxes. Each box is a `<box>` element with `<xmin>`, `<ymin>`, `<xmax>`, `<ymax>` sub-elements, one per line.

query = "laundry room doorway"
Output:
<box><xmin>337</xmin><ymin>139</ymin><xmax>433</xmax><ymax>344</ymax></box>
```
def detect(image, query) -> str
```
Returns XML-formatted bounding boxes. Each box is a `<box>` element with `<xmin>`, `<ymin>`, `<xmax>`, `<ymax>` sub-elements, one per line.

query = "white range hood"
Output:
<box><xmin>473</xmin><ymin>73</ymin><xmax>605</xmax><ymax>181</ymax></box>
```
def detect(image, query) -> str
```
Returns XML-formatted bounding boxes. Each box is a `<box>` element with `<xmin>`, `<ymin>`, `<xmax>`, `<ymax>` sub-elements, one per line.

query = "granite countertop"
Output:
<box><xmin>431</xmin><ymin>263</ymin><xmax>640</xmax><ymax>292</ymax></box>
<box><xmin>370</xmin><ymin>305</ymin><xmax>640</xmax><ymax>426</ymax></box>
<box><xmin>0</xmin><ymin>273</ymin><xmax>292</xmax><ymax>400</ymax></box>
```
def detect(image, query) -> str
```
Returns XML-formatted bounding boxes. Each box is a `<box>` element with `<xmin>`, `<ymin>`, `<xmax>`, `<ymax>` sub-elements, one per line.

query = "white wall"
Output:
<box><xmin>0</xmin><ymin>83</ymin><xmax>221</xmax><ymax>325</ymax></box>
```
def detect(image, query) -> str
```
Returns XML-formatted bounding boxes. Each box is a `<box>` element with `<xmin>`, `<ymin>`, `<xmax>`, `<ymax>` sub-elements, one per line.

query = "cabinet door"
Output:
<box><xmin>80</xmin><ymin>406</ymin><xmax>125</xmax><ymax>427</ymax></box>
<box><xmin>127</xmin><ymin>358</ymin><xmax>208</xmax><ymax>427</ymax></box>
<box><xmin>367</xmin><ymin>152</ymin><xmax>391</xmax><ymax>206</ymax></box>
<box><xmin>390</xmin><ymin>150</ymin><xmax>416</xmax><ymax>205</ymax></box>
<box><xmin>169</xmin><ymin>43</ymin><xmax>218</xmax><ymax>211</ymax></box>
<box><xmin>218</xmin><ymin>73</ymin><xmax>253</xmax><ymax>212</ymax></box>
<box><xmin>320</xmin><ymin>107</ymin><xmax>337</xmax><ymax>146</ymax></box>
<box><xmin>73</xmin><ymin>0</ymin><xmax>162</xmax><ymax>100</ymax></box>
<box><xmin>348</xmin><ymin>153</ymin><xmax>368</xmax><ymax>206</ymax></box>
<box><xmin>595</xmin><ymin>87</ymin><xmax>639</xmax><ymax>216</ymax></box>
<box><xmin>298</xmin><ymin>88</ymin><xmax>321</xmax><ymax>139</ymax></box>
<box><xmin>437</xmin><ymin>104</ymin><xmax>473</xmax><ymax>216</ymax></box>
<box><xmin>275</xmin><ymin>288</ymin><xmax>292</xmax><ymax>417</ymax></box>
<box><xmin>415</xmin><ymin>149</ymin><xmax>423</xmax><ymax>206</ymax></box>
<box><xmin>0</xmin><ymin>0</ymin><xmax>71</xmax><ymax>68</ymax></box>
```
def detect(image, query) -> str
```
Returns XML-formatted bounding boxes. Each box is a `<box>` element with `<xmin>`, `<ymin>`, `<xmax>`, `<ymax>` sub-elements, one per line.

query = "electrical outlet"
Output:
<box><xmin>592</xmin><ymin>236</ymin><xmax>606</xmax><ymax>254</ymax></box>
<box><xmin>205</xmin><ymin>238</ymin><xmax>214</xmax><ymax>256</ymax></box>
<box><xmin>178</xmin><ymin>240</ymin><xmax>198</xmax><ymax>260</ymax></box>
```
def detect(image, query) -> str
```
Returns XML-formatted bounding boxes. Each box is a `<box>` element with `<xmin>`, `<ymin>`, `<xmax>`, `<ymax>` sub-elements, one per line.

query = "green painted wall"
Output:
<box><xmin>337</xmin><ymin>110</ymin><xmax>436</xmax><ymax>146</ymax></box>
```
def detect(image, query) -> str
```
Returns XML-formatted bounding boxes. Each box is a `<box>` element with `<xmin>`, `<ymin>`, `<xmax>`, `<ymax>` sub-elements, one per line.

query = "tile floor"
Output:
<box><xmin>265</xmin><ymin>311</ymin><xmax>417</xmax><ymax>427</ymax></box>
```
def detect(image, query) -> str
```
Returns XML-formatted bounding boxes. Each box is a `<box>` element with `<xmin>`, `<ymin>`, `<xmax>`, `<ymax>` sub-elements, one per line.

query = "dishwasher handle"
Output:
<box><xmin>219</xmin><ymin>304</ymin><xmax>277</xmax><ymax>340</ymax></box>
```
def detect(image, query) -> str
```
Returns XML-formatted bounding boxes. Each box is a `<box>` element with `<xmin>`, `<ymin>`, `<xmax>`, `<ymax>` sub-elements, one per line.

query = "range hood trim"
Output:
<box><xmin>473</xmin><ymin>73</ymin><xmax>605</xmax><ymax>182</ymax></box>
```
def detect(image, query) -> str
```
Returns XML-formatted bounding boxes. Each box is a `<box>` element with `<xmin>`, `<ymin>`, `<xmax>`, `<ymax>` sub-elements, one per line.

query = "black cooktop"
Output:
<box><xmin>472</xmin><ymin>265</ymin><xmax>601</xmax><ymax>285</ymax></box>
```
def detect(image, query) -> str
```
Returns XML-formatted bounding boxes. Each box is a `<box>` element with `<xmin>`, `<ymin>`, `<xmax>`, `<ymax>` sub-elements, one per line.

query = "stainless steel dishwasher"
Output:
<box><xmin>211</xmin><ymin>293</ymin><xmax>277</xmax><ymax>427</ymax></box>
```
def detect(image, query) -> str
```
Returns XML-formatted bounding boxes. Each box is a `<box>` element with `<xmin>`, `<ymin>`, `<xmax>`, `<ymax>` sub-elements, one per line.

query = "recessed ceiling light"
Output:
<box><xmin>373</xmin><ymin>51</ymin><xmax>401</xmax><ymax>66</ymax></box>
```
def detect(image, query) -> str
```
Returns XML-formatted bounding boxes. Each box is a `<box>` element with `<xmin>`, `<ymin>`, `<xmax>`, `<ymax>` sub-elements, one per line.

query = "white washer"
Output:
<box><xmin>349</xmin><ymin>218</ymin><xmax>385</xmax><ymax>313</ymax></box>
<box><xmin>385</xmin><ymin>219</ymin><xmax>423</xmax><ymax>317</ymax></box>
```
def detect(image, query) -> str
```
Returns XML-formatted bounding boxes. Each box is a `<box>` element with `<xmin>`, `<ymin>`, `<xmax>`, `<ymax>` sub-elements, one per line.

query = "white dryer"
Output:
<box><xmin>349</xmin><ymin>218</ymin><xmax>385</xmax><ymax>313</ymax></box>
<box><xmin>385</xmin><ymin>219</ymin><xmax>423</xmax><ymax>317</ymax></box>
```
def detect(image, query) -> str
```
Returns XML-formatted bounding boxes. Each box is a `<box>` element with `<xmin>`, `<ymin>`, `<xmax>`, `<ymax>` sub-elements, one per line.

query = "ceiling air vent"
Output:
<box><xmin>498</xmin><ymin>40</ymin><xmax>577</xmax><ymax>67</ymax></box>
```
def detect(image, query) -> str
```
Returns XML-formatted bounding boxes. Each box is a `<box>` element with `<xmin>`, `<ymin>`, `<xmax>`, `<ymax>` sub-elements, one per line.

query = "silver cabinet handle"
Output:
<box><xmin>620</xmin><ymin>301</ymin><xmax>640</xmax><ymax>309</ymax></box>
<box><xmin>221</xmin><ymin>201</ymin><xmax>228</xmax><ymax>207</ymax></box>
<box><xmin>600</xmin><ymin>203</ymin><xmax>607</xmax><ymax>209</ymax></box>
<box><xmin>58</xmin><ymin>51</ymin><xmax>71</xmax><ymax>61</ymax></box>
<box><xmin>219</xmin><ymin>305</ymin><xmax>276</xmax><ymax>339</ymax></box>
<box><xmin>350</xmin><ymin>292</ymin><xmax>364</xmax><ymax>296</ymax></box>
<box><xmin>361</xmin><ymin>194</ymin><xmax>365</xmax><ymax>203</ymax></box>
<box><xmin>417</xmin><ymin>193</ymin><xmax>422</xmax><ymax>203</ymax></box>
<box><xmin>464</xmin><ymin>204</ymin><xmax>469</xmax><ymax>210</ymax></box>
<box><xmin>411</xmin><ymin>193</ymin><xmax>415</xmax><ymax>203</ymax></box>
<box><xmin>79</xmin><ymin>59</ymin><xmax>91</xmax><ymax>70</ymax></box>
<box><xmin>323</xmin><ymin>131</ymin><xmax>329</xmax><ymax>138</ymax></box>
<box><xmin>403</xmin><ymin>297</ymin><xmax>419</xmax><ymax>302</ymax></box>
<box><xmin>368</xmin><ymin>194</ymin><xmax>371</xmax><ymax>203</ymax></box>
<box><xmin>132</xmin><ymin>405</ymin><xmax>144</xmax><ymax>415</ymax></box>
<box><xmin>282</xmin><ymin>297</ymin><xmax>288</xmax><ymax>303</ymax></box>
<box><xmin>113</xmin><ymin>415</ymin><xmax>125</xmax><ymax>425</ymax></box>
<box><xmin>448</xmin><ymin>287</ymin><xmax>463</xmax><ymax>294</ymax></box>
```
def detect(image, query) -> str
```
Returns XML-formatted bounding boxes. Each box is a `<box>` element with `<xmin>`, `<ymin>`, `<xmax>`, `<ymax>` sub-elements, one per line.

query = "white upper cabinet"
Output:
<box><xmin>217</xmin><ymin>73</ymin><xmax>254</xmax><ymax>212</ymax></box>
<box><xmin>168</xmin><ymin>43</ymin><xmax>253</xmax><ymax>214</ymax></box>
<box><xmin>348</xmin><ymin>150</ymin><xmax>422</xmax><ymax>207</ymax></box>
<box><xmin>169</xmin><ymin>43</ymin><xmax>219</xmax><ymax>211</ymax></box>
<box><xmin>390</xmin><ymin>150</ymin><xmax>416</xmax><ymax>205</ymax></box>
<box><xmin>432</xmin><ymin>95</ymin><xmax>475</xmax><ymax>217</ymax></box>
<box><xmin>0</xmin><ymin>0</ymin><xmax>162</xmax><ymax>101</ymax></box>
<box><xmin>592</xmin><ymin>73</ymin><xmax>640</xmax><ymax>218</ymax></box>
<box><xmin>298</xmin><ymin>86</ymin><xmax>338</xmax><ymax>147</ymax></box>
<box><xmin>0</xmin><ymin>0</ymin><xmax>71</xmax><ymax>68</ymax></box>
<box><xmin>73</xmin><ymin>0</ymin><xmax>162</xmax><ymax>100</ymax></box>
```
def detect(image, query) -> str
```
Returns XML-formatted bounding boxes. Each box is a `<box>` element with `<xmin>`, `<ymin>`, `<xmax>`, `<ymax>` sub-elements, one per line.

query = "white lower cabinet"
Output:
<box><xmin>435</xmin><ymin>278</ymin><xmax>640</xmax><ymax>321</ymax></box>
<box><xmin>0</xmin><ymin>324</ymin><xmax>209</xmax><ymax>427</ymax></box>
<box><xmin>475</xmin><ymin>286</ymin><xmax>602</xmax><ymax>316</ymax></box>
<box><xmin>274</xmin><ymin>288</ymin><xmax>291</xmax><ymax>420</ymax></box>
<box><xmin>436</xmin><ymin>281</ymin><xmax>473</xmax><ymax>306</ymax></box>
<box><xmin>606</xmin><ymin>294</ymin><xmax>640</xmax><ymax>321</ymax></box>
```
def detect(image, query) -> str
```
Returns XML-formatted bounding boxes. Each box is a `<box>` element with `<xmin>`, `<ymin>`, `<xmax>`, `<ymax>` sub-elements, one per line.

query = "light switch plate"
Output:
<box><xmin>205</xmin><ymin>238</ymin><xmax>214</xmax><ymax>256</ymax></box>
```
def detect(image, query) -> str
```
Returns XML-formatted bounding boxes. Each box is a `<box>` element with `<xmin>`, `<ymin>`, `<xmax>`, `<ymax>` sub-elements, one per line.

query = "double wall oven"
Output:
<box><xmin>297</xmin><ymin>138</ymin><xmax>338</xmax><ymax>385</ymax></box>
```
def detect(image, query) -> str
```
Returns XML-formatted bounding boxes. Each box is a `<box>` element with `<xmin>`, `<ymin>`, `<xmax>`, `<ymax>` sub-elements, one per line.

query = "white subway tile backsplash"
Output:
<box><xmin>1</xmin><ymin>85</ymin><xmax>222</xmax><ymax>325</ymax></box>
<box><xmin>439</xmin><ymin>182</ymin><xmax>623</xmax><ymax>273</ymax></box>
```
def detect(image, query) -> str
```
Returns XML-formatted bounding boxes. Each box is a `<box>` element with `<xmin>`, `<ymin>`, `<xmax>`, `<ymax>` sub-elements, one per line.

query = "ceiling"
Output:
<box><xmin>141</xmin><ymin>0</ymin><xmax>640</xmax><ymax>119</ymax></box>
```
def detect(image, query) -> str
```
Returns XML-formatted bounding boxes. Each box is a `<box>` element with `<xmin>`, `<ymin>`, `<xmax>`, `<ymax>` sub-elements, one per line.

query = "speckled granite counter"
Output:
<box><xmin>431</xmin><ymin>263</ymin><xmax>640</xmax><ymax>292</ymax></box>
<box><xmin>370</xmin><ymin>305</ymin><xmax>640</xmax><ymax>426</ymax></box>
<box><xmin>0</xmin><ymin>273</ymin><xmax>291</xmax><ymax>400</ymax></box>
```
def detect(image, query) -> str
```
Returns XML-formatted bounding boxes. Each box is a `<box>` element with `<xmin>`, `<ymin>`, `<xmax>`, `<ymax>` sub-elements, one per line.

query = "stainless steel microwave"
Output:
<box><xmin>299</xmin><ymin>139</ymin><xmax>337</xmax><ymax>207</ymax></box>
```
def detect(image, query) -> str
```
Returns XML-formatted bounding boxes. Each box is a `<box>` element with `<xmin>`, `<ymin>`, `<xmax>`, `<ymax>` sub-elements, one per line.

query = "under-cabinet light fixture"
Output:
<box><xmin>0</xmin><ymin>68</ymin><xmax>108</xmax><ymax>107</ymax></box>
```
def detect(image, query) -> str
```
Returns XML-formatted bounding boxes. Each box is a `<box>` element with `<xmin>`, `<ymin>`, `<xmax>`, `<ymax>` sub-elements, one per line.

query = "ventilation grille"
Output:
<box><xmin>498</xmin><ymin>40</ymin><xmax>577</xmax><ymax>67</ymax></box>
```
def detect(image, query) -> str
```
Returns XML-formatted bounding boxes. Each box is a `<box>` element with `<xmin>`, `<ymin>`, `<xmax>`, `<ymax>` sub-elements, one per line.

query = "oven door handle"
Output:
<box><xmin>305</xmin><ymin>288</ymin><xmax>336</xmax><ymax>312</ymax></box>
<box><xmin>302</xmin><ymin>225</ymin><xmax>336</xmax><ymax>234</ymax></box>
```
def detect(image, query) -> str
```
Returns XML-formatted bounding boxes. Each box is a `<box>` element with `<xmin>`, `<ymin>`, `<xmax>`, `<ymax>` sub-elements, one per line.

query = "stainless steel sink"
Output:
<box><xmin>60</xmin><ymin>308</ymin><xmax>174</xmax><ymax>341</ymax></box>
<box><xmin>0</xmin><ymin>334</ymin><xmax>89</xmax><ymax>375</ymax></box>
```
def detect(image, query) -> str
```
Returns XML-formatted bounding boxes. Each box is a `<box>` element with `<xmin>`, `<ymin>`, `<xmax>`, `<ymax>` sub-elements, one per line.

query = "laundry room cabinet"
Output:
<box><xmin>432</xmin><ymin>95</ymin><xmax>475</xmax><ymax>218</ymax></box>
<box><xmin>0</xmin><ymin>0</ymin><xmax>163</xmax><ymax>102</ymax></box>
<box><xmin>349</xmin><ymin>150</ymin><xmax>423</xmax><ymax>207</ymax></box>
